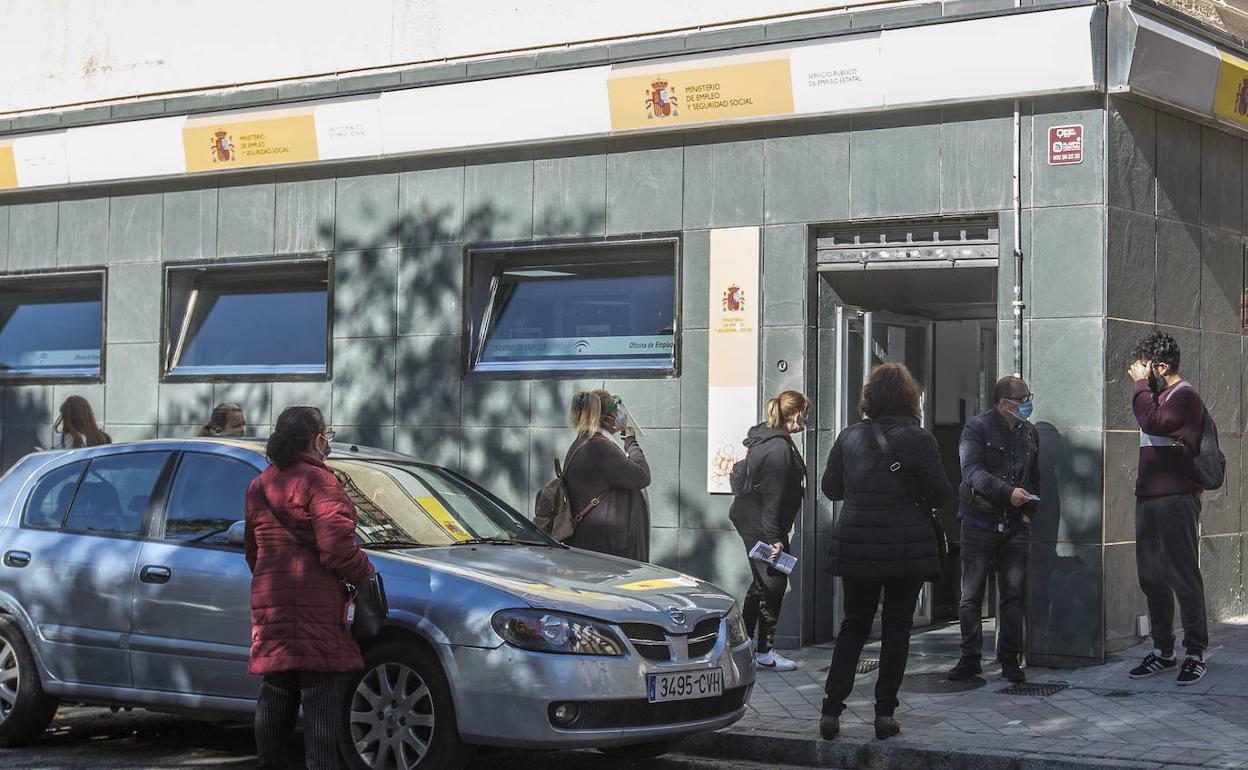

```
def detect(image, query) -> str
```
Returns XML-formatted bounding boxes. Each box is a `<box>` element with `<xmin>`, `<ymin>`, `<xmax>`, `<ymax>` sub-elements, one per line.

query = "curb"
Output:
<box><xmin>680</xmin><ymin>729</ymin><xmax>1187</xmax><ymax>770</ymax></box>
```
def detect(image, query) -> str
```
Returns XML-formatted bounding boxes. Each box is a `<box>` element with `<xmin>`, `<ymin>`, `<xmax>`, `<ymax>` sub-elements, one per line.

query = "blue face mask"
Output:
<box><xmin>1012</xmin><ymin>400</ymin><xmax>1034</xmax><ymax>421</ymax></box>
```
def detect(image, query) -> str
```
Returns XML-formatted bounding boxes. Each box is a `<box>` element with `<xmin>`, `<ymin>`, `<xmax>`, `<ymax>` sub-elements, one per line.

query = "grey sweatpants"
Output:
<box><xmin>1136</xmin><ymin>493</ymin><xmax>1208</xmax><ymax>657</ymax></box>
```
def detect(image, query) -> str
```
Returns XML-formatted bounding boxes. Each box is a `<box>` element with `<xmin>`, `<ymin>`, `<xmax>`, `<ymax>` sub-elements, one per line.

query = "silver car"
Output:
<box><xmin>0</xmin><ymin>438</ymin><xmax>754</xmax><ymax>769</ymax></box>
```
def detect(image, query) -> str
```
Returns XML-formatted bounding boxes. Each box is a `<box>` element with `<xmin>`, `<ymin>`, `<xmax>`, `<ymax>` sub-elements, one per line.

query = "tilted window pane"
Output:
<box><xmin>63</xmin><ymin>452</ymin><xmax>171</xmax><ymax>536</ymax></box>
<box><xmin>161</xmin><ymin>453</ymin><xmax>257</xmax><ymax>547</ymax></box>
<box><xmin>477</xmin><ymin>259</ymin><xmax>675</xmax><ymax>372</ymax></box>
<box><xmin>0</xmin><ymin>278</ymin><xmax>102</xmax><ymax>378</ymax></box>
<box><xmin>168</xmin><ymin>264</ymin><xmax>328</xmax><ymax>376</ymax></box>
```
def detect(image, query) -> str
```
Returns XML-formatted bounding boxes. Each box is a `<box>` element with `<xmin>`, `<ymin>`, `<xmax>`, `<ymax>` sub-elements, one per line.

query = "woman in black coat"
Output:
<box><xmin>820</xmin><ymin>363</ymin><xmax>952</xmax><ymax>741</ymax></box>
<box><xmin>728</xmin><ymin>390</ymin><xmax>810</xmax><ymax>671</ymax></box>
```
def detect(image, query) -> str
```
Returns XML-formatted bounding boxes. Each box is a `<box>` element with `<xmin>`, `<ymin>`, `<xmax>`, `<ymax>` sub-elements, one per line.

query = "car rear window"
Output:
<box><xmin>23</xmin><ymin>460</ymin><xmax>87</xmax><ymax>529</ymax></box>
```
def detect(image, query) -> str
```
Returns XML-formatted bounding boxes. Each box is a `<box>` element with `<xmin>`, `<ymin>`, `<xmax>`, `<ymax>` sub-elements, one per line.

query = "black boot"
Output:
<box><xmin>819</xmin><ymin>715</ymin><xmax>840</xmax><ymax>740</ymax></box>
<box><xmin>874</xmin><ymin>715</ymin><xmax>900</xmax><ymax>740</ymax></box>
<box><xmin>1001</xmin><ymin>657</ymin><xmax>1026</xmax><ymax>683</ymax></box>
<box><xmin>947</xmin><ymin>656</ymin><xmax>982</xmax><ymax>681</ymax></box>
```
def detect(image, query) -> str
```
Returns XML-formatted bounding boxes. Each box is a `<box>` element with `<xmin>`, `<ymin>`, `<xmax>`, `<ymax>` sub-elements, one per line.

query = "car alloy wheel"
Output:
<box><xmin>0</xmin><ymin>640</ymin><xmax>18</xmax><ymax>721</ymax></box>
<box><xmin>349</xmin><ymin>661</ymin><xmax>436</xmax><ymax>770</ymax></box>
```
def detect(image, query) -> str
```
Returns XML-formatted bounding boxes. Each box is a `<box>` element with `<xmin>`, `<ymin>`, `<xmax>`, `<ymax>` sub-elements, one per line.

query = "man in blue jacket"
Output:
<box><xmin>948</xmin><ymin>376</ymin><xmax>1040</xmax><ymax>683</ymax></box>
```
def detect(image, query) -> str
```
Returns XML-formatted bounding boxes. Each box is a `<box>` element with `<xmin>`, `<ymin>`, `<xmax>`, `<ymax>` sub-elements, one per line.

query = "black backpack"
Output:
<box><xmin>1193</xmin><ymin>408</ymin><xmax>1226</xmax><ymax>491</ymax></box>
<box><xmin>1159</xmin><ymin>382</ymin><xmax>1226</xmax><ymax>491</ymax></box>
<box><xmin>729</xmin><ymin>434</ymin><xmax>787</xmax><ymax>498</ymax></box>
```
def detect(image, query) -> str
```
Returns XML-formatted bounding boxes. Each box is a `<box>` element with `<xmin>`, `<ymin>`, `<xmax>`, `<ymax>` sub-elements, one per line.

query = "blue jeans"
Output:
<box><xmin>958</xmin><ymin>523</ymin><xmax>1029</xmax><ymax>662</ymax></box>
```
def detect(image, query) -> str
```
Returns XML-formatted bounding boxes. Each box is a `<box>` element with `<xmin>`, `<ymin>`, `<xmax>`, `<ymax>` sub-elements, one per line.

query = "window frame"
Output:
<box><xmin>0</xmin><ymin>269</ymin><xmax>107</xmax><ymax>384</ymax></box>
<box><xmin>160</xmin><ymin>256</ymin><xmax>334</xmax><ymax>383</ymax></box>
<box><xmin>464</xmin><ymin>237</ymin><xmax>682</xmax><ymax>380</ymax></box>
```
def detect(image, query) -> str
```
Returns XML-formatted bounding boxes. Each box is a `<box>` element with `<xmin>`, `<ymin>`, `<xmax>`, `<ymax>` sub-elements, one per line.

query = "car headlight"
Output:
<box><xmin>726</xmin><ymin>605</ymin><xmax>749</xmax><ymax>647</ymax></box>
<box><xmin>491</xmin><ymin>609</ymin><xmax>625</xmax><ymax>656</ymax></box>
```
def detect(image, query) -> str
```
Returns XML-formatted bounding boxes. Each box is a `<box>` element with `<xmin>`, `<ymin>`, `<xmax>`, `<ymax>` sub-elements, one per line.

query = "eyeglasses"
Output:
<box><xmin>1007</xmin><ymin>394</ymin><xmax>1034</xmax><ymax>404</ymax></box>
<box><xmin>322</xmin><ymin>428</ymin><xmax>337</xmax><ymax>441</ymax></box>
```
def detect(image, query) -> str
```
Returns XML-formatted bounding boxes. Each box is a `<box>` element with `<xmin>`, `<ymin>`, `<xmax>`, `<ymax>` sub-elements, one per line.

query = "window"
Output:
<box><xmin>328</xmin><ymin>459</ymin><xmax>546</xmax><ymax>547</ymax></box>
<box><xmin>159</xmin><ymin>453</ymin><xmax>258</xmax><ymax>546</ymax></box>
<box><xmin>23</xmin><ymin>461</ymin><xmax>87</xmax><ymax>529</ymax></box>
<box><xmin>0</xmin><ymin>273</ymin><xmax>104</xmax><ymax>380</ymax></box>
<box><xmin>63</xmin><ymin>452</ymin><xmax>171</xmax><ymax>536</ymax></box>
<box><xmin>164</xmin><ymin>260</ymin><xmax>330</xmax><ymax>378</ymax></box>
<box><xmin>469</xmin><ymin>242</ymin><xmax>677</xmax><ymax>374</ymax></box>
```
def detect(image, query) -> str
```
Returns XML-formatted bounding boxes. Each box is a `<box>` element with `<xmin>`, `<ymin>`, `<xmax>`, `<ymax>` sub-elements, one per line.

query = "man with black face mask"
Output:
<box><xmin>948</xmin><ymin>376</ymin><xmax>1039</xmax><ymax>684</ymax></box>
<box><xmin>1127</xmin><ymin>332</ymin><xmax>1209</xmax><ymax>686</ymax></box>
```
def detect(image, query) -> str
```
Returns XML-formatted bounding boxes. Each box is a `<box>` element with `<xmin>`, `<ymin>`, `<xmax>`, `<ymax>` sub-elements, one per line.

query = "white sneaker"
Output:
<box><xmin>756</xmin><ymin>650</ymin><xmax>799</xmax><ymax>672</ymax></box>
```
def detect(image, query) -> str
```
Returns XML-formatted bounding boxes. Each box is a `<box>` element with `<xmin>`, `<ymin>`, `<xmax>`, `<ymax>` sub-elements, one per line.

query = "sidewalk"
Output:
<box><xmin>683</xmin><ymin>621</ymin><xmax>1248</xmax><ymax>770</ymax></box>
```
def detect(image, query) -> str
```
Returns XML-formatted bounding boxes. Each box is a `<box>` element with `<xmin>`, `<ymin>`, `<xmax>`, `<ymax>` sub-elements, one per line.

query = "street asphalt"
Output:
<box><xmin>0</xmin><ymin>706</ymin><xmax>818</xmax><ymax>770</ymax></box>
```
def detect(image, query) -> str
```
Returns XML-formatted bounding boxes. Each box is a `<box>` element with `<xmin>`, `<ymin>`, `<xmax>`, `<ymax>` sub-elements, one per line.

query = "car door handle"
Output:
<box><xmin>140</xmin><ymin>565</ymin><xmax>172</xmax><ymax>584</ymax></box>
<box><xmin>3</xmin><ymin>551</ymin><xmax>30</xmax><ymax>568</ymax></box>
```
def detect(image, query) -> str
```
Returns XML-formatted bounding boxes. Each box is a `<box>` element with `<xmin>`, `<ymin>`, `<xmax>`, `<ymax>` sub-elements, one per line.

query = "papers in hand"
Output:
<box><xmin>749</xmin><ymin>540</ymin><xmax>797</xmax><ymax>575</ymax></box>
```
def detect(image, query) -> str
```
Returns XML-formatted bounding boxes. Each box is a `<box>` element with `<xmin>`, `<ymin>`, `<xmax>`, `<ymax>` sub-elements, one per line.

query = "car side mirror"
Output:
<box><xmin>226</xmin><ymin>521</ymin><xmax>246</xmax><ymax>547</ymax></box>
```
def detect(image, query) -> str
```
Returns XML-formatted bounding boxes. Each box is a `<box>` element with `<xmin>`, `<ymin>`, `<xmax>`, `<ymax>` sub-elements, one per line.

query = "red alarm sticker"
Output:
<box><xmin>1048</xmin><ymin>124</ymin><xmax>1083</xmax><ymax>165</ymax></box>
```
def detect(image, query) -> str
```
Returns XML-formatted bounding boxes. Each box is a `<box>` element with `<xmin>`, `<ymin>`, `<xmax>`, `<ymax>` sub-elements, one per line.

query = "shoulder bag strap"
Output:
<box><xmin>566</xmin><ymin>436</ymin><xmax>612</xmax><ymax>525</ymax></box>
<box><xmin>867</xmin><ymin>420</ymin><xmax>924</xmax><ymax>510</ymax></box>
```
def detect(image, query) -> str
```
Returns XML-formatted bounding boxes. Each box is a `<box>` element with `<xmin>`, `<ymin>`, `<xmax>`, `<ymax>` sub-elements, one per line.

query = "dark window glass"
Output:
<box><xmin>474</xmin><ymin>257</ymin><xmax>675</xmax><ymax>373</ymax></box>
<box><xmin>166</xmin><ymin>262</ymin><xmax>328</xmax><ymax>376</ymax></box>
<box><xmin>0</xmin><ymin>276</ymin><xmax>103</xmax><ymax>379</ymax></box>
<box><xmin>23</xmin><ymin>460</ymin><xmax>87</xmax><ymax>529</ymax></box>
<box><xmin>160</xmin><ymin>453</ymin><xmax>257</xmax><ymax>547</ymax></box>
<box><xmin>63</xmin><ymin>452</ymin><xmax>171</xmax><ymax>536</ymax></box>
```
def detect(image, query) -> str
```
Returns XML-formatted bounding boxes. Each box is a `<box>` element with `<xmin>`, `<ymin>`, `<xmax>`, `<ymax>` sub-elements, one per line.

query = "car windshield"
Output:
<box><xmin>326</xmin><ymin>459</ymin><xmax>550</xmax><ymax>547</ymax></box>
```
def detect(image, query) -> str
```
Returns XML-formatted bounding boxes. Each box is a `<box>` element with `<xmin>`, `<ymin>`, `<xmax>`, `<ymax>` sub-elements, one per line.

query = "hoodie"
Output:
<box><xmin>728</xmin><ymin>423</ymin><xmax>807</xmax><ymax>546</ymax></box>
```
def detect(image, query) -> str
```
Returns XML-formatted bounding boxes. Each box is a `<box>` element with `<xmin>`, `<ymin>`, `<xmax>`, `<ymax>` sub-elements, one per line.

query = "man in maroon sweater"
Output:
<box><xmin>1127</xmin><ymin>332</ymin><xmax>1208</xmax><ymax>686</ymax></box>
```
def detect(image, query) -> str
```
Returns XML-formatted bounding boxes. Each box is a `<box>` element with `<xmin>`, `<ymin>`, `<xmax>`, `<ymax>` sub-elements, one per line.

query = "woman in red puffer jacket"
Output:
<box><xmin>244</xmin><ymin>405</ymin><xmax>374</xmax><ymax>770</ymax></box>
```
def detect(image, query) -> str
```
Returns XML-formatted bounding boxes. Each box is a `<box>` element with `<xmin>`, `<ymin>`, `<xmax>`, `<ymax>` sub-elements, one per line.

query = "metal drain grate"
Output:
<box><xmin>856</xmin><ymin>659</ymin><xmax>880</xmax><ymax>674</ymax></box>
<box><xmin>998</xmin><ymin>682</ymin><xmax>1069</xmax><ymax>697</ymax></box>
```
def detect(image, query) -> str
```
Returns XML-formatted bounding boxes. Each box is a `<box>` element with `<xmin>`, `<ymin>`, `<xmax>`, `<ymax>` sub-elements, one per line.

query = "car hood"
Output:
<box><xmin>384</xmin><ymin>544</ymin><xmax>735</xmax><ymax>629</ymax></box>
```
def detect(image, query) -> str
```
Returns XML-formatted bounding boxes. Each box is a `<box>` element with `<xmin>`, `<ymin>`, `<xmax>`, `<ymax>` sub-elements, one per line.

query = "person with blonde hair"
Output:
<box><xmin>560</xmin><ymin>389</ymin><xmax>651</xmax><ymax>560</ymax></box>
<box><xmin>728</xmin><ymin>390</ymin><xmax>811</xmax><ymax>672</ymax></box>
<box><xmin>54</xmin><ymin>395</ymin><xmax>111</xmax><ymax>448</ymax></box>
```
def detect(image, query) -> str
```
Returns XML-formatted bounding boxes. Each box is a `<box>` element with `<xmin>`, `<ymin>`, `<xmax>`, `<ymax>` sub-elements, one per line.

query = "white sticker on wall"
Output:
<box><xmin>12</xmin><ymin>131</ymin><xmax>70</xmax><ymax>187</ymax></box>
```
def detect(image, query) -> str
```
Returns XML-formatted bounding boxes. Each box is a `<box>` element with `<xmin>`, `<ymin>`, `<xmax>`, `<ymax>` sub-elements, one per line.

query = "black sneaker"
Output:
<box><xmin>947</xmin><ymin>656</ymin><xmax>982</xmax><ymax>681</ymax></box>
<box><xmin>1128</xmin><ymin>652</ymin><xmax>1178</xmax><ymax>679</ymax></box>
<box><xmin>1176</xmin><ymin>656</ymin><xmax>1206</xmax><ymax>686</ymax></box>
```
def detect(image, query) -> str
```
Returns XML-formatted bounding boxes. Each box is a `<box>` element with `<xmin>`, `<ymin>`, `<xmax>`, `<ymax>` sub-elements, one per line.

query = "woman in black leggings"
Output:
<box><xmin>821</xmin><ymin>363</ymin><xmax>952</xmax><ymax>740</ymax></box>
<box><xmin>728</xmin><ymin>390</ymin><xmax>810</xmax><ymax>671</ymax></box>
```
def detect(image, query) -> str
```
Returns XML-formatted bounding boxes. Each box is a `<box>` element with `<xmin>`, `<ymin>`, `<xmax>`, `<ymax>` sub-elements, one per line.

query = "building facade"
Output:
<box><xmin>0</xmin><ymin>0</ymin><xmax>1245</xmax><ymax>665</ymax></box>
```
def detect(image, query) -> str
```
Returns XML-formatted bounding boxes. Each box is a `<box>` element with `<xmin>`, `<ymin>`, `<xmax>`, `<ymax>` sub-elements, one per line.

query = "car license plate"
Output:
<box><xmin>647</xmin><ymin>668</ymin><xmax>723</xmax><ymax>703</ymax></box>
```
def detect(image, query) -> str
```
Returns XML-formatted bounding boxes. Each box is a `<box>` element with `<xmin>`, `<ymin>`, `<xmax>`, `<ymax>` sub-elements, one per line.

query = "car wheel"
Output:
<box><xmin>0</xmin><ymin>616</ymin><xmax>58</xmax><ymax>747</ymax></box>
<box><xmin>341</xmin><ymin>641</ymin><xmax>468</xmax><ymax>770</ymax></box>
<box><xmin>598</xmin><ymin>737</ymin><xmax>684</xmax><ymax>759</ymax></box>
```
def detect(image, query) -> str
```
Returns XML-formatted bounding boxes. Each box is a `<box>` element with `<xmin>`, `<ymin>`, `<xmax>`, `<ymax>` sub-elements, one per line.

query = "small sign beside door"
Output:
<box><xmin>1047</xmin><ymin>124</ymin><xmax>1083</xmax><ymax>165</ymax></box>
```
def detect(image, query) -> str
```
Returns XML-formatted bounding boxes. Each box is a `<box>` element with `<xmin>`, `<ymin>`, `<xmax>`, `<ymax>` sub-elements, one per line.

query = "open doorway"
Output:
<box><xmin>815</xmin><ymin>216</ymin><xmax>1000</xmax><ymax>638</ymax></box>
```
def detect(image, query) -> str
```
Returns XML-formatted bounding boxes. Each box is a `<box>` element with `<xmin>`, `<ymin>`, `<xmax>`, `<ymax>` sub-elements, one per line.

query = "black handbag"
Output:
<box><xmin>262</xmin><ymin>497</ymin><xmax>389</xmax><ymax>639</ymax></box>
<box><xmin>867</xmin><ymin>420</ymin><xmax>950</xmax><ymax>578</ymax></box>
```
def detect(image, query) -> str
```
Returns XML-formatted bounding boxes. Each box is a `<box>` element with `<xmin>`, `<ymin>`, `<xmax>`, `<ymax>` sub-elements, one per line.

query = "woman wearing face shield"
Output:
<box><xmin>562</xmin><ymin>389</ymin><xmax>652</xmax><ymax>561</ymax></box>
<box><xmin>728</xmin><ymin>390</ymin><xmax>811</xmax><ymax>672</ymax></box>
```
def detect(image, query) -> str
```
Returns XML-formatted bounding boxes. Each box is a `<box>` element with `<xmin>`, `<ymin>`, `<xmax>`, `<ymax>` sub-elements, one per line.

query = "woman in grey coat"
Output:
<box><xmin>563</xmin><ymin>389</ymin><xmax>652</xmax><ymax>562</ymax></box>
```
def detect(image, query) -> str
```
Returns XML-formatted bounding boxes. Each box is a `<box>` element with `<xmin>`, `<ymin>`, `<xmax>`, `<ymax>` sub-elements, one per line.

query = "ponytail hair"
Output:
<box><xmin>199</xmin><ymin>403</ymin><xmax>244</xmax><ymax>437</ymax></box>
<box><xmin>766</xmin><ymin>390</ymin><xmax>811</xmax><ymax>429</ymax></box>
<box><xmin>266</xmin><ymin>406</ymin><xmax>325</xmax><ymax>469</ymax></box>
<box><xmin>569</xmin><ymin>389</ymin><xmax>613</xmax><ymax>438</ymax></box>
